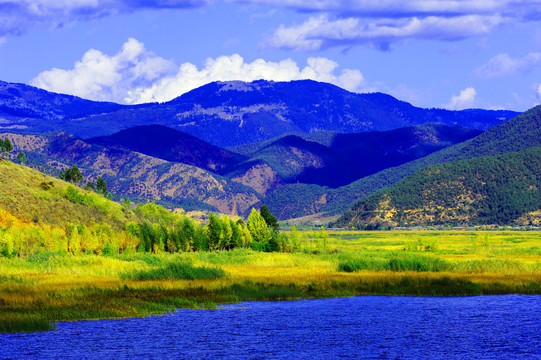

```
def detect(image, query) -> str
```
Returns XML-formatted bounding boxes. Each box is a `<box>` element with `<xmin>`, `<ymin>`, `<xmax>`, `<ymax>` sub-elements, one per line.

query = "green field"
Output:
<box><xmin>1</xmin><ymin>230</ymin><xmax>539</xmax><ymax>333</ymax></box>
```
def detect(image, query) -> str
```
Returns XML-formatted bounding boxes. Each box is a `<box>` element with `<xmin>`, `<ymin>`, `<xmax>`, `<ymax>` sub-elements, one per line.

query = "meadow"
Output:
<box><xmin>0</xmin><ymin>230</ymin><xmax>539</xmax><ymax>333</ymax></box>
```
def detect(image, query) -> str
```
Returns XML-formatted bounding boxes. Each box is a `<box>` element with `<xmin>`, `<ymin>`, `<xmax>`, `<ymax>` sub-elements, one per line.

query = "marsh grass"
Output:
<box><xmin>0</xmin><ymin>230</ymin><xmax>539</xmax><ymax>333</ymax></box>
<box><xmin>338</xmin><ymin>253</ymin><xmax>450</xmax><ymax>272</ymax></box>
<box><xmin>121</xmin><ymin>262</ymin><xmax>227</xmax><ymax>281</ymax></box>
<box><xmin>0</xmin><ymin>314</ymin><xmax>57</xmax><ymax>333</ymax></box>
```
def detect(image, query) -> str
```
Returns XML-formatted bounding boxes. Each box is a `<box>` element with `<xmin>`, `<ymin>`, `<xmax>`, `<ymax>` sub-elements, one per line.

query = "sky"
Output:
<box><xmin>1</xmin><ymin>1</ymin><xmax>541</xmax><ymax>111</ymax></box>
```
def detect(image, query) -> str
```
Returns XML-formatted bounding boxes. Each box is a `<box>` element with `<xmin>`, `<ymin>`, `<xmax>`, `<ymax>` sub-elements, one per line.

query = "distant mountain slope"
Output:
<box><xmin>0</xmin><ymin>80</ymin><xmax>128</xmax><ymax>133</ymax></box>
<box><xmin>0</xmin><ymin>79</ymin><xmax>518</xmax><ymax>147</ymax></box>
<box><xmin>334</xmin><ymin>147</ymin><xmax>541</xmax><ymax>227</ymax></box>
<box><xmin>228</xmin><ymin>124</ymin><xmax>481</xmax><ymax>192</ymax></box>
<box><xmin>86</xmin><ymin>125</ymin><xmax>242</xmax><ymax>174</ymax></box>
<box><xmin>228</xmin><ymin>135</ymin><xmax>360</xmax><ymax>191</ymax></box>
<box><xmin>1</xmin><ymin>132</ymin><xmax>260</xmax><ymax>215</ymax></box>
<box><xmin>264</xmin><ymin>105</ymin><xmax>541</xmax><ymax>219</ymax></box>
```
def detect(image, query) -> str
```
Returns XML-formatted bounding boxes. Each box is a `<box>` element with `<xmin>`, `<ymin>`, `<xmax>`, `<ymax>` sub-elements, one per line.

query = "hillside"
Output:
<box><xmin>1</xmin><ymin>132</ymin><xmax>260</xmax><ymax>215</ymax></box>
<box><xmin>333</xmin><ymin>147</ymin><xmax>541</xmax><ymax>227</ymax></box>
<box><xmin>228</xmin><ymin>124</ymin><xmax>480</xmax><ymax>192</ymax></box>
<box><xmin>86</xmin><ymin>125</ymin><xmax>242</xmax><ymax>174</ymax></box>
<box><xmin>0</xmin><ymin>159</ymin><xmax>137</xmax><ymax>229</ymax></box>
<box><xmin>0</xmin><ymin>79</ymin><xmax>517</xmax><ymax>147</ymax></box>
<box><xmin>264</xmin><ymin>105</ymin><xmax>541</xmax><ymax>220</ymax></box>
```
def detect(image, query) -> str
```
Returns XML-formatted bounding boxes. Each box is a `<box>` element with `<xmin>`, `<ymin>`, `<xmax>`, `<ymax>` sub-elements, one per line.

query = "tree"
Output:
<box><xmin>60</xmin><ymin>165</ymin><xmax>83</xmax><ymax>184</ymax></box>
<box><xmin>260</xmin><ymin>205</ymin><xmax>278</xmax><ymax>231</ymax></box>
<box><xmin>71</xmin><ymin>166</ymin><xmax>83</xmax><ymax>184</ymax></box>
<box><xmin>247</xmin><ymin>208</ymin><xmax>272</xmax><ymax>250</ymax></box>
<box><xmin>17</xmin><ymin>152</ymin><xmax>27</xmax><ymax>164</ymax></box>
<box><xmin>84</xmin><ymin>182</ymin><xmax>96</xmax><ymax>191</ymax></box>
<box><xmin>0</xmin><ymin>138</ymin><xmax>13</xmax><ymax>158</ymax></box>
<box><xmin>96</xmin><ymin>177</ymin><xmax>107</xmax><ymax>195</ymax></box>
<box><xmin>207</xmin><ymin>213</ymin><xmax>223</xmax><ymax>251</ymax></box>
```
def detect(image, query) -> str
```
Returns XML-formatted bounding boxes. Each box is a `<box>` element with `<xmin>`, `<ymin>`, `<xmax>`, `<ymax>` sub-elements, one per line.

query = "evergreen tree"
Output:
<box><xmin>260</xmin><ymin>205</ymin><xmax>279</xmax><ymax>231</ymax></box>
<box><xmin>0</xmin><ymin>138</ymin><xmax>13</xmax><ymax>158</ymax></box>
<box><xmin>70</xmin><ymin>166</ymin><xmax>83</xmax><ymax>184</ymax></box>
<box><xmin>84</xmin><ymin>182</ymin><xmax>96</xmax><ymax>191</ymax></box>
<box><xmin>96</xmin><ymin>177</ymin><xmax>107</xmax><ymax>195</ymax></box>
<box><xmin>17</xmin><ymin>152</ymin><xmax>27</xmax><ymax>164</ymax></box>
<box><xmin>60</xmin><ymin>165</ymin><xmax>83</xmax><ymax>184</ymax></box>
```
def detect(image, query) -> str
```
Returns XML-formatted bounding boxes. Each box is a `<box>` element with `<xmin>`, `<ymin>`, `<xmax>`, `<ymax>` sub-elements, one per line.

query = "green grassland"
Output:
<box><xmin>1</xmin><ymin>230</ymin><xmax>539</xmax><ymax>333</ymax></box>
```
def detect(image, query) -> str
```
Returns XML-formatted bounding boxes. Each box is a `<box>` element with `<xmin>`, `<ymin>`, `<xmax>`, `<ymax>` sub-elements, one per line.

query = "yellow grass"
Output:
<box><xmin>0</xmin><ymin>230</ymin><xmax>539</xmax><ymax>332</ymax></box>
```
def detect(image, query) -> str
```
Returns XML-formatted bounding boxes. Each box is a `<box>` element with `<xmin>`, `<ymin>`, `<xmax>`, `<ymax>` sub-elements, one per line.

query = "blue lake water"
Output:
<box><xmin>1</xmin><ymin>295</ymin><xmax>540</xmax><ymax>359</ymax></box>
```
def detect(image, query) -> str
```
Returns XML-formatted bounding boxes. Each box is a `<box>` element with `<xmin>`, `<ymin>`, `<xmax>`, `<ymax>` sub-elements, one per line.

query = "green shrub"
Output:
<box><xmin>65</xmin><ymin>186</ymin><xmax>92</xmax><ymax>205</ymax></box>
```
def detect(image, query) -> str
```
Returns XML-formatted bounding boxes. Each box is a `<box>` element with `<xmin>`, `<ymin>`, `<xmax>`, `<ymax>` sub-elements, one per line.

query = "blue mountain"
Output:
<box><xmin>0</xmin><ymin>79</ymin><xmax>518</xmax><ymax>147</ymax></box>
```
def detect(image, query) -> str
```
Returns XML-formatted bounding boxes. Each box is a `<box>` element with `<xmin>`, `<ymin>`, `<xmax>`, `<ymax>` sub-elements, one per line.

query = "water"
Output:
<box><xmin>1</xmin><ymin>295</ymin><xmax>540</xmax><ymax>359</ymax></box>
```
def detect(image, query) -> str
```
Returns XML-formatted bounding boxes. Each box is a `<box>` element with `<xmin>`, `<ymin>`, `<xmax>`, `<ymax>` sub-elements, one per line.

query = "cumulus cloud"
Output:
<box><xmin>444</xmin><ymin>87</ymin><xmax>477</xmax><ymax>110</ymax></box>
<box><xmin>32</xmin><ymin>38</ymin><xmax>367</xmax><ymax>104</ymax></box>
<box><xmin>475</xmin><ymin>52</ymin><xmax>541</xmax><ymax>78</ymax></box>
<box><xmin>32</xmin><ymin>38</ymin><xmax>176</xmax><ymax>103</ymax></box>
<box><xmin>266</xmin><ymin>13</ymin><xmax>506</xmax><ymax>51</ymax></box>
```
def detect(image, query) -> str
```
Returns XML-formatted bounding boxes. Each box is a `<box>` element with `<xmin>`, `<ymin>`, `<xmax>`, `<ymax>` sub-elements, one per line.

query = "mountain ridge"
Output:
<box><xmin>0</xmin><ymin>79</ymin><xmax>518</xmax><ymax>147</ymax></box>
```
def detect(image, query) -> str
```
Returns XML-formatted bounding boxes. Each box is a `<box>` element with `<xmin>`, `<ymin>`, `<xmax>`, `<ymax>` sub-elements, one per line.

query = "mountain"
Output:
<box><xmin>86</xmin><ymin>125</ymin><xmax>242</xmax><ymax>174</ymax></box>
<box><xmin>0</xmin><ymin>80</ymin><xmax>128</xmax><ymax>133</ymax></box>
<box><xmin>333</xmin><ymin>147</ymin><xmax>541</xmax><ymax>227</ymax></box>
<box><xmin>263</xmin><ymin>105</ymin><xmax>541</xmax><ymax>220</ymax></box>
<box><xmin>0</xmin><ymin>79</ymin><xmax>518</xmax><ymax>147</ymax></box>
<box><xmin>1</xmin><ymin>131</ymin><xmax>260</xmax><ymax>215</ymax></box>
<box><xmin>227</xmin><ymin>124</ymin><xmax>481</xmax><ymax>192</ymax></box>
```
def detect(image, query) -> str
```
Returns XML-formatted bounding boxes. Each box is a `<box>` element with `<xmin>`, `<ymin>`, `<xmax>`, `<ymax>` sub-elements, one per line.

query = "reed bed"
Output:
<box><xmin>0</xmin><ymin>230</ymin><xmax>539</xmax><ymax>333</ymax></box>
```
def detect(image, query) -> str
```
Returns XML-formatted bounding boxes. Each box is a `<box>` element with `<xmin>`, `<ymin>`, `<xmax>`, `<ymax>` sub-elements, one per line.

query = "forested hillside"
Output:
<box><xmin>334</xmin><ymin>147</ymin><xmax>541</xmax><ymax>227</ymax></box>
<box><xmin>263</xmin><ymin>105</ymin><xmax>541</xmax><ymax>220</ymax></box>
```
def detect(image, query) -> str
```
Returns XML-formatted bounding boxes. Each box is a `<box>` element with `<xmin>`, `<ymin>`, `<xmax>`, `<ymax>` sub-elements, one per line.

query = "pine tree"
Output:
<box><xmin>260</xmin><ymin>205</ymin><xmax>279</xmax><ymax>231</ymax></box>
<box><xmin>96</xmin><ymin>177</ymin><xmax>107</xmax><ymax>195</ymax></box>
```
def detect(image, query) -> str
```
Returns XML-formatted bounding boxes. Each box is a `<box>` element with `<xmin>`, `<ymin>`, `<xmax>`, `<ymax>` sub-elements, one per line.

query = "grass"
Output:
<box><xmin>0</xmin><ymin>230</ymin><xmax>539</xmax><ymax>333</ymax></box>
<box><xmin>121</xmin><ymin>261</ymin><xmax>228</xmax><ymax>281</ymax></box>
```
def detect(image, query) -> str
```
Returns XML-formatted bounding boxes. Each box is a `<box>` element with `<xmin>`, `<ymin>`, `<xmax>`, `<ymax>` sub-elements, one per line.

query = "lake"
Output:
<box><xmin>1</xmin><ymin>295</ymin><xmax>539</xmax><ymax>359</ymax></box>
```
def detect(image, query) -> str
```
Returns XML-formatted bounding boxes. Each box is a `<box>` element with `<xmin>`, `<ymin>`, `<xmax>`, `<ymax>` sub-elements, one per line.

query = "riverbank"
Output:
<box><xmin>1</xmin><ymin>231</ymin><xmax>540</xmax><ymax>332</ymax></box>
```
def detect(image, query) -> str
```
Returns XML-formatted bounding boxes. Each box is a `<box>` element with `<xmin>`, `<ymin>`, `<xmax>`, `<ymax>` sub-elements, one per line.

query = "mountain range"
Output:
<box><xmin>0</xmin><ymin>79</ymin><xmax>517</xmax><ymax>146</ymax></box>
<box><xmin>1</xmin><ymin>79</ymin><xmax>538</xmax><ymax>225</ymax></box>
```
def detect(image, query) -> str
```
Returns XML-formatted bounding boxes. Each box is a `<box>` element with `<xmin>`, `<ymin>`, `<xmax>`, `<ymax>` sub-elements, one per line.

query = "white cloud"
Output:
<box><xmin>32</xmin><ymin>38</ymin><xmax>367</xmax><ymax>104</ymax></box>
<box><xmin>3</xmin><ymin>0</ymin><xmax>541</xmax><ymax>50</ymax></box>
<box><xmin>444</xmin><ymin>87</ymin><xmax>477</xmax><ymax>110</ymax></box>
<box><xmin>475</xmin><ymin>52</ymin><xmax>541</xmax><ymax>78</ymax></box>
<box><xmin>266</xmin><ymin>13</ymin><xmax>506</xmax><ymax>51</ymax></box>
<box><xmin>230</xmin><ymin>1</ymin><xmax>539</xmax><ymax>17</ymax></box>
<box><xmin>0</xmin><ymin>0</ymin><xmax>207</xmax><ymax>37</ymax></box>
<box><xmin>32</xmin><ymin>38</ymin><xmax>176</xmax><ymax>103</ymax></box>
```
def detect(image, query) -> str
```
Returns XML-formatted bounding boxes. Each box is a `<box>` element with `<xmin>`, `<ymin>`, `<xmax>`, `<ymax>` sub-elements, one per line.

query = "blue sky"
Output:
<box><xmin>1</xmin><ymin>1</ymin><xmax>541</xmax><ymax>111</ymax></box>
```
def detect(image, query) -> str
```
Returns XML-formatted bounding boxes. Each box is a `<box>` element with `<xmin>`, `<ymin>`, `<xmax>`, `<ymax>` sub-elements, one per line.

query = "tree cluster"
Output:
<box><xmin>127</xmin><ymin>203</ymin><xmax>291</xmax><ymax>254</ymax></box>
<box><xmin>0</xmin><ymin>138</ymin><xmax>13</xmax><ymax>158</ymax></box>
<box><xmin>60</xmin><ymin>165</ymin><xmax>83</xmax><ymax>184</ymax></box>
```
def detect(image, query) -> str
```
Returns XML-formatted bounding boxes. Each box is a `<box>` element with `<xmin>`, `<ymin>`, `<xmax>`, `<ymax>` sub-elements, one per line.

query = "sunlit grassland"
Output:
<box><xmin>0</xmin><ymin>230</ymin><xmax>539</xmax><ymax>333</ymax></box>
